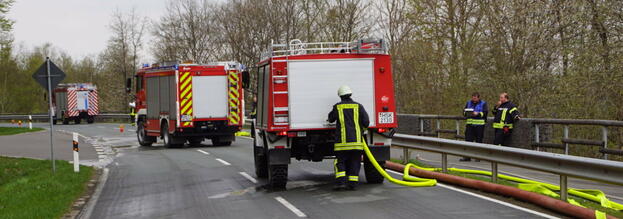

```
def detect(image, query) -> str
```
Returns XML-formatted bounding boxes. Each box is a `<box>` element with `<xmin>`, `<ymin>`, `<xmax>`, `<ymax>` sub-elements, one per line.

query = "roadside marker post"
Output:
<box><xmin>29</xmin><ymin>115</ymin><xmax>32</xmax><ymax>129</ymax></box>
<box><xmin>73</xmin><ymin>132</ymin><xmax>79</xmax><ymax>173</ymax></box>
<box><xmin>18</xmin><ymin>120</ymin><xmax>22</xmax><ymax>127</ymax></box>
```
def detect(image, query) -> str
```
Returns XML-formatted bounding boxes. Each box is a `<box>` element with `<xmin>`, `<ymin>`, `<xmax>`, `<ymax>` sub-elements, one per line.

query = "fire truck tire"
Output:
<box><xmin>364</xmin><ymin>157</ymin><xmax>385</xmax><ymax>184</ymax></box>
<box><xmin>52</xmin><ymin>119</ymin><xmax>57</xmax><ymax>125</ymax></box>
<box><xmin>137</xmin><ymin>121</ymin><xmax>155</xmax><ymax>146</ymax></box>
<box><xmin>268</xmin><ymin>164</ymin><xmax>288</xmax><ymax>189</ymax></box>
<box><xmin>162</xmin><ymin>122</ymin><xmax>183</xmax><ymax>148</ymax></box>
<box><xmin>74</xmin><ymin>117</ymin><xmax>81</xmax><ymax>124</ymax></box>
<box><xmin>62</xmin><ymin>118</ymin><xmax>69</xmax><ymax>125</ymax></box>
<box><xmin>87</xmin><ymin>116</ymin><xmax>95</xmax><ymax>124</ymax></box>
<box><xmin>254</xmin><ymin>146</ymin><xmax>268</xmax><ymax>178</ymax></box>
<box><xmin>211</xmin><ymin>137</ymin><xmax>232</xmax><ymax>146</ymax></box>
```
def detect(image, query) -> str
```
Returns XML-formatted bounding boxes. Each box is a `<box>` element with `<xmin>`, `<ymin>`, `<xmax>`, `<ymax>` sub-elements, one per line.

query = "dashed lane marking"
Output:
<box><xmin>215</xmin><ymin>158</ymin><xmax>231</xmax><ymax>166</ymax></box>
<box><xmin>239</xmin><ymin>172</ymin><xmax>258</xmax><ymax>184</ymax></box>
<box><xmin>197</xmin><ymin>149</ymin><xmax>210</xmax><ymax>155</ymax></box>
<box><xmin>275</xmin><ymin>196</ymin><xmax>307</xmax><ymax>218</ymax></box>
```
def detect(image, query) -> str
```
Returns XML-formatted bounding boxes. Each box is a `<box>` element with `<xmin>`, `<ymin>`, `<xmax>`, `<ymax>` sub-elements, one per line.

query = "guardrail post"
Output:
<box><xmin>455</xmin><ymin>120</ymin><xmax>460</xmax><ymax>139</ymax></box>
<box><xmin>441</xmin><ymin>153</ymin><xmax>448</xmax><ymax>173</ymax></box>
<box><xmin>436</xmin><ymin>120</ymin><xmax>441</xmax><ymax>137</ymax></box>
<box><xmin>419</xmin><ymin>119</ymin><xmax>424</xmax><ymax>134</ymax></box>
<box><xmin>534</xmin><ymin>124</ymin><xmax>540</xmax><ymax>151</ymax></box>
<box><xmin>491</xmin><ymin>162</ymin><xmax>498</xmax><ymax>183</ymax></box>
<box><xmin>563</xmin><ymin>125</ymin><xmax>569</xmax><ymax>155</ymax></box>
<box><xmin>560</xmin><ymin>175</ymin><xmax>568</xmax><ymax>201</ymax></box>
<box><xmin>602</xmin><ymin>126</ymin><xmax>608</xmax><ymax>160</ymax></box>
<box><xmin>403</xmin><ymin>148</ymin><xmax>409</xmax><ymax>164</ymax></box>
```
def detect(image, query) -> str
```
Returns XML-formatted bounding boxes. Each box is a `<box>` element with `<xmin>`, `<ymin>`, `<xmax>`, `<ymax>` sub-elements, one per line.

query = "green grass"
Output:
<box><xmin>0</xmin><ymin>157</ymin><xmax>94</xmax><ymax>219</ymax></box>
<box><xmin>0</xmin><ymin>127</ymin><xmax>44</xmax><ymax>136</ymax></box>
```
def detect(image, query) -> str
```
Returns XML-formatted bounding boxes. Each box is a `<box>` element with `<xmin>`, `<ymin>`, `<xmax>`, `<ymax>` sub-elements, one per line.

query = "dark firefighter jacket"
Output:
<box><xmin>492</xmin><ymin>101</ymin><xmax>519</xmax><ymax>129</ymax></box>
<box><xmin>327</xmin><ymin>97</ymin><xmax>370</xmax><ymax>151</ymax></box>
<box><xmin>464</xmin><ymin>100</ymin><xmax>488</xmax><ymax>125</ymax></box>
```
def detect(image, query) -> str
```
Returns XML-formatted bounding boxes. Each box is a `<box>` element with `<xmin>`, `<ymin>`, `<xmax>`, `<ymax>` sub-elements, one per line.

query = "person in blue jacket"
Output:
<box><xmin>460</xmin><ymin>92</ymin><xmax>488</xmax><ymax>162</ymax></box>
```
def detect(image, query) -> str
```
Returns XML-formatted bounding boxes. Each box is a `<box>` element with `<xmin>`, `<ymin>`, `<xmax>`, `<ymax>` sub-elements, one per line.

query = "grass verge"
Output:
<box><xmin>391</xmin><ymin>158</ymin><xmax>623</xmax><ymax>218</ymax></box>
<box><xmin>0</xmin><ymin>156</ymin><xmax>94</xmax><ymax>218</ymax></box>
<box><xmin>0</xmin><ymin>127</ymin><xmax>44</xmax><ymax>136</ymax></box>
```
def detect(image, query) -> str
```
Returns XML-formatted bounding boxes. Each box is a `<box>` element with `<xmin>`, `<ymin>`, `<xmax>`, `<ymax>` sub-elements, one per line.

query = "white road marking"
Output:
<box><xmin>197</xmin><ymin>149</ymin><xmax>210</xmax><ymax>155</ymax></box>
<box><xmin>239</xmin><ymin>172</ymin><xmax>258</xmax><ymax>184</ymax></box>
<box><xmin>215</xmin><ymin>158</ymin><xmax>231</xmax><ymax>166</ymax></box>
<box><xmin>275</xmin><ymin>196</ymin><xmax>307</xmax><ymax>218</ymax></box>
<box><xmin>385</xmin><ymin>169</ymin><xmax>559</xmax><ymax>219</ymax></box>
<box><xmin>238</xmin><ymin>136</ymin><xmax>253</xmax><ymax>140</ymax></box>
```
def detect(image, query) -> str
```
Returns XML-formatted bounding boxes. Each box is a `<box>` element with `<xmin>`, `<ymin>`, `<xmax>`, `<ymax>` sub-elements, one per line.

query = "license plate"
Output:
<box><xmin>379</xmin><ymin>112</ymin><xmax>394</xmax><ymax>124</ymax></box>
<box><xmin>297</xmin><ymin>132</ymin><xmax>306</xmax><ymax>137</ymax></box>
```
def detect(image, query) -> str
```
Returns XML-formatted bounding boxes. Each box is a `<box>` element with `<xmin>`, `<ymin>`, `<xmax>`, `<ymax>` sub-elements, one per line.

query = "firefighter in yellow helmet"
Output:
<box><xmin>327</xmin><ymin>85</ymin><xmax>370</xmax><ymax>191</ymax></box>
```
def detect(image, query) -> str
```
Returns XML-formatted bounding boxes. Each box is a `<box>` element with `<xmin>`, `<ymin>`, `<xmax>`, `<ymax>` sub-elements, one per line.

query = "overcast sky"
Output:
<box><xmin>8</xmin><ymin>0</ymin><xmax>167</xmax><ymax>59</ymax></box>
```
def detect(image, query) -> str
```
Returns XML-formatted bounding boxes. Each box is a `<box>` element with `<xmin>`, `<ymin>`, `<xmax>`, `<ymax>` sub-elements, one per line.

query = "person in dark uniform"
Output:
<box><xmin>328</xmin><ymin>85</ymin><xmax>370</xmax><ymax>191</ymax></box>
<box><xmin>492</xmin><ymin>93</ymin><xmax>520</xmax><ymax>146</ymax></box>
<box><xmin>460</xmin><ymin>92</ymin><xmax>488</xmax><ymax>161</ymax></box>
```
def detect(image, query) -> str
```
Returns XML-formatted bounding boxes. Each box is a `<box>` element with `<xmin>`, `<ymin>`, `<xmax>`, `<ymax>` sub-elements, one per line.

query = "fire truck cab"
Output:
<box><xmin>133</xmin><ymin>61</ymin><xmax>248</xmax><ymax>148</ymax></box>
<box><xmin>252</xmin><ymin>39</ymin><xmax>397</xmax><ymax>188</ymax></box>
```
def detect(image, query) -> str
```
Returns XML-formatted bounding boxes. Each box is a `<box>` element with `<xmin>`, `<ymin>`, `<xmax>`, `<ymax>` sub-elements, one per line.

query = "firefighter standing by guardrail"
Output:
<box><xmin>327</xmin><ymin>85</ymin><xmax>370</xmax><ymax>191</ymax></box>
<box><xmin>492</xmin><ymin>93</ymin><xmax>520</xmax><ymax>146</ymax></box>
<box><xmin>460</xmin><ymin>92</ymin><xmax>487</xmax><ymax>162</ymax></box>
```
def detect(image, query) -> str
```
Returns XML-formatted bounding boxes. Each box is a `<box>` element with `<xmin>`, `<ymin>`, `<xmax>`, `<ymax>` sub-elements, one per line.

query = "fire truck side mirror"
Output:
<box><xmin>126</xmin><ymin>78</ymin><xmax>132</xmax><ymax>93</ymax></box>
<box><xmin>242</xmin><ymin>71</ymin><xmax>250</xmax><ymax>89</ymax></box>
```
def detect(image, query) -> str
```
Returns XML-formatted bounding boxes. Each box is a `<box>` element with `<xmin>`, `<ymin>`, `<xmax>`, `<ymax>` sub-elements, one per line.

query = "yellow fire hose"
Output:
<box><xmin>362</xmin><ymin>141</ymin><xmax>622</xmax><ymax>217</ymax></box>
<box><xmin>362</xmin><ymin>141</ymin><xmax>437</xmax><ymax>187</ymax></box>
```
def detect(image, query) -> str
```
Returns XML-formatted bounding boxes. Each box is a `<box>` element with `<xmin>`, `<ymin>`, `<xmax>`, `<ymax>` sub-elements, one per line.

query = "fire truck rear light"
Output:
<box><xmin>275</xmin><ymin>145</ymin><xmax>285</xmax><ymax>149</ymax></box>
<box><xmin>287</xmin><ymin>132</ymin><xmax>297</xmax><ymax>137</ymax></box>
<box><xmin>374</xmin><ymin>143</ymin><xmax>384</xmax><ymax>146</ymax></box>
<box><xmin>277</xmin><ymin>131</ymin><xmax>287</xmax><ymax>136</ymax></box>
<box><xmin>378</xmin><ymin>128</ymin><xmax>387</xmax><ymax>133</ymax></box>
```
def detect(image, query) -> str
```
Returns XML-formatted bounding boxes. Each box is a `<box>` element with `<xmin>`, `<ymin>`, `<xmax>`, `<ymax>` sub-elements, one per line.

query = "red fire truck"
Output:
<box><xmin>52</xmin><ymin>83</ymin><xmax>99</xmax><ymax>124</ymax></box>
<box><xmin>252</xmin><ymin>39</ymin><xmax>397</xmax><ymax>188</ymax></box>
<box><xmin>133</xmin><ymin>61</ymin><xmax>248</xmax><ymax>148</ymax></box>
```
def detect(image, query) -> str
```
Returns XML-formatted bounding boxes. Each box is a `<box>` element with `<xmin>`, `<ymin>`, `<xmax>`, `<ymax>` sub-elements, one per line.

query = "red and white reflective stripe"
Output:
<box><xmin>67</xmin><ymin>89</ymin><xmax>78</xmax><ymax>117</ymax></box>
<box><xmin>88</xmin><ymin>89</ymin><xmax>99</xmax><ymax>116</ymax></box>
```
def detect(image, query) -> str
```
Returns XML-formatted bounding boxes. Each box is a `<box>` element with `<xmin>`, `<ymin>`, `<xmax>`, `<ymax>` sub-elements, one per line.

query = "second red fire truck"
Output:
<box><xmin>132</xmin><ymin>61</ymin><xmax>248</xmax><ymax>148</ymax></box>
<box><xmin>252</xmin><ymin>39</ymin><xmax>397</xmax><ymax>188</ymax></box>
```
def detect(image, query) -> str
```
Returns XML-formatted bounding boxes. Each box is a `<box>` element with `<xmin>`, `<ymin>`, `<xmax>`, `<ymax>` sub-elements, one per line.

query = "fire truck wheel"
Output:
<box><xmin>211</xmin><ymin>137</ymin><xmax>232</xmax><ymax>146</ymax></box>
<box><xmin>268</xmin><ymin>164</ymin><xmax>288</xmax><ymax>189</ymax></box>
<box><xmin>137</xmin><ymin>121</ymin><xmax>154</xmax><ymax>146</ymax></box>
<box><xmin>254</xmin><ymin>146</ymin><xmax>268</xmax><ymax>178</ymax></box>
<box><xmin>162</xmin><ymin>122</ymin><xmax>183</xmax><ymax>148</ymax></box>
<box><xmin>62</xmin><ymin>118</ymin><xmax>69</xmax><ymax>125</ymax></box>
<box><xmin>364</xmin><ymin>157</ymin><xmax>385</xmax><ymax>184</ymax></box>
<box><xmin>52</xmin><ymin>119</ymin><xmax>57</xmax><ymax>125</ymax></box>
<box><xmin>74</xmin><ymin>117</ymin><xmax>81</xmax><ymax>124</ymax></box>
<box><xmin>87</xmin><ymin>116</ymin><xmax>95</xmax><ymax>124</ymax></box>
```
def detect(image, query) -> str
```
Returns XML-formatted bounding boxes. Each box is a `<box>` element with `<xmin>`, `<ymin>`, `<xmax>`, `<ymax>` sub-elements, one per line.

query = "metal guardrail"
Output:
<box><xmin>392</xmin><ymin>133</ymin><xmax>623</xmax><ymax>200</ymax></box>
<box><xmin>404</xmin><ymin>114</ymin><xmax>623</xmax><ymax>160</ymax></box>
<box><xmin>0</xmin><ymin>113</ymin><xmax>129</xmax><ymax>121</ymax></box>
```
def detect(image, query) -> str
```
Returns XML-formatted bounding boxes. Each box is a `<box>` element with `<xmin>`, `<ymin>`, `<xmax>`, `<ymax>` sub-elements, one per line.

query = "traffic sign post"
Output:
<box><xmin>32</xmin><ymin>57</ymin><xmax>66</xmax><ymax>173</ymax></box>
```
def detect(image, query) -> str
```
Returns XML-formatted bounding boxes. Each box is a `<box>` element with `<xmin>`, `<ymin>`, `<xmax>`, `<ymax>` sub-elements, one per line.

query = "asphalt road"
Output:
<box><xmin>30</xmin><ymin>123</ymin><xmax>558</xmax><ymax>219</ymax></box>
<box><xmin>0</xmin><ymin>125</ymin><xmax>98</xmax><ymax>162</ymax></box>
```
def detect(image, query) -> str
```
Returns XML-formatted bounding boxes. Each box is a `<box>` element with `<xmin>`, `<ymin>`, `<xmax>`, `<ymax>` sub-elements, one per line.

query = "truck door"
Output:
<box><xmin>191</xmin><ymin>73</ymin><xmax>228</xmax><ymax>119</ymax></box>
<box><xmin>76</xmin><ymin>91</ymin><xmax>90</xmax><ymax>111</ymax></box>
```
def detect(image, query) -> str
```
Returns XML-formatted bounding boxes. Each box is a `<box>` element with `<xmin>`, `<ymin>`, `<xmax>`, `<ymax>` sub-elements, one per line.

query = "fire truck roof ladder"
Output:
<box><xmin>261</xmin><ymin>38</ymin><xmax>388</xmax><ymax>60</ymax></box>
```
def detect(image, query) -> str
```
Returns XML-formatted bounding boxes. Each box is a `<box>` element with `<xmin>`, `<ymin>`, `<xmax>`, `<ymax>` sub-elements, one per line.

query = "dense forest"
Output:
<box><xmin>0</xmin><ymin>0</ymin><xmax>621</xmax><ymax>124</ymax></box>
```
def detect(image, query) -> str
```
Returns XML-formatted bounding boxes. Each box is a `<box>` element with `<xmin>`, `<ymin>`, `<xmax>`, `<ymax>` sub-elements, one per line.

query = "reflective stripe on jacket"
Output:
<box><xmin>492</xmin><ymin>102</ymin><xmax>519</xmax><ymax>129</ymax></box>
<box><xmin>328</xmin><ymin>98</ymin><xmax>369</xmax><ymax>151</ymax></box>
<box><xmin>464</xmin><ymin>100</ymin><xmax>487</xmax><ymax>125</ymax></box>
